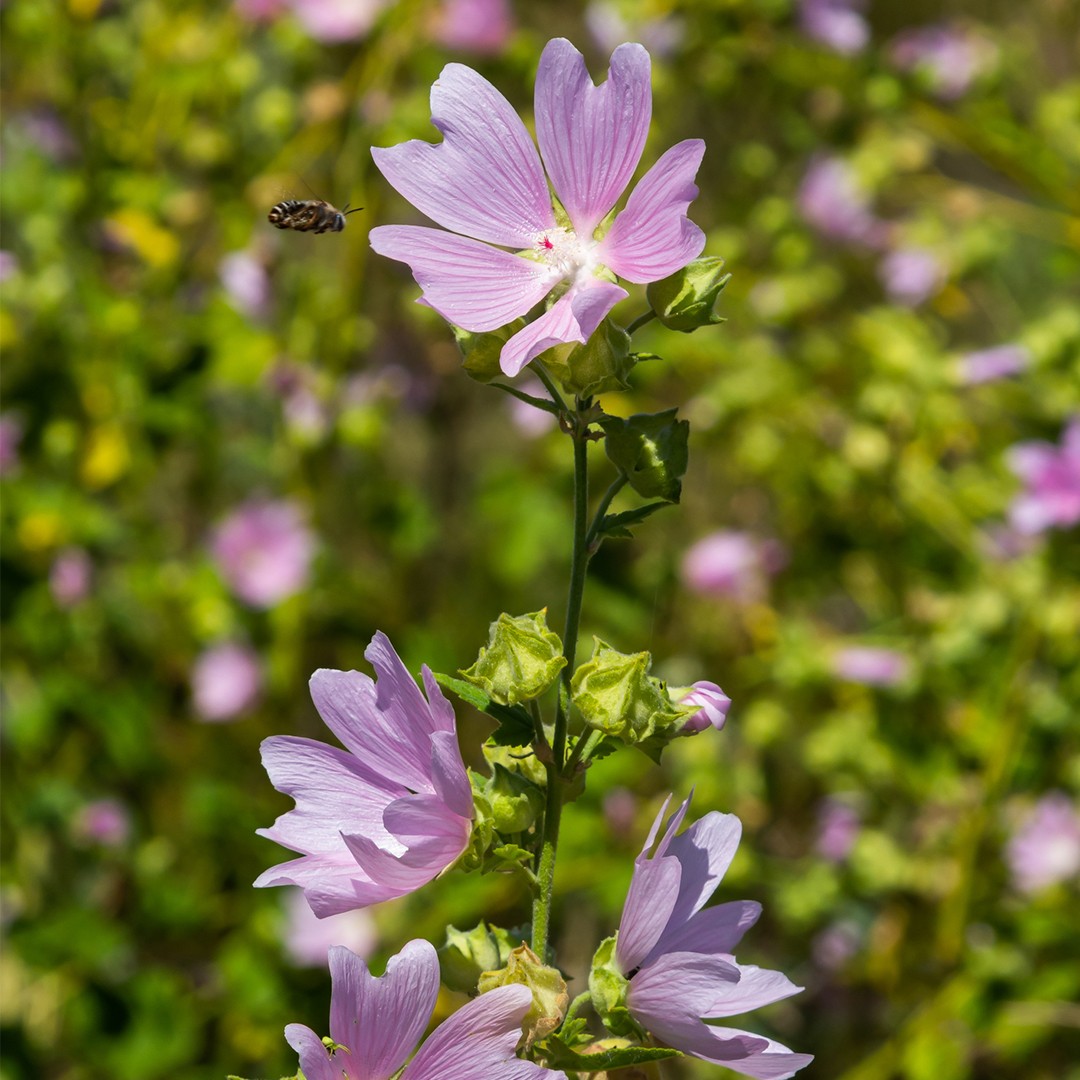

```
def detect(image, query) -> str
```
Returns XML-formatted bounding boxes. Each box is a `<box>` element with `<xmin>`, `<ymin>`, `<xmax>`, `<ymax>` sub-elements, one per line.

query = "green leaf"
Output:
<box><xmin>539</xmin><ymin>1040</ymin><xmax>681</xmax><ymax>1072</ymax></box>
<box><xmin>600</xmin><ymin>408</ymin><xmax>689</xmax><ymax>503</ymax></box>
<box><xmin>433</xmin><ymin>673</ymin><xmax>535</xmax><ymax>745</ymax></box>
<box><xmin>596</xmin><ymin>501</ymin><xmax>670</xmax><ymax>540</ymax></box>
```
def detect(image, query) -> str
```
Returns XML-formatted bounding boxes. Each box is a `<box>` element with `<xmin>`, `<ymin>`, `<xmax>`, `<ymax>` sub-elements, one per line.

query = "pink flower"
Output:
<box><xmin>255</xmin><ymin>633</ymin><xmax>473</xmax><ymax>916</ymax></box>
<box><xmin>370</xmin><ymin>38</ymin><xmax>705</xmax><ymax>377</ymax></box>
<box><xmin>211</xmin><ymin>498</ymin><xmax>315</xmax><ymax>608</ymax></box>
<box><xmin>49</xmin><ymin>547</ymin><xmax>93</xmax><ymax>607</ymax></box>
<box><xmin>282</xmin><ymin>888</ymin><xmax>377</xmax><ymax>967</ymax></box>
<box><xmin>585</xmin><ymin>2</ymin><xmax>684</xmax><ymax>57</ymax></box>
<box><xmin>831</xmin><ymin>646</ymin><xmax>910</xmax><ymax>687</ymax></box>
<box><xmin>234</xmin><ymin>0</ymin><xmax>287</xmax><ymax>22</ymax></box>
<box><xmin>434</xmin><ymin>0</ymin><xmax>512</xmax><ymax>54</ymax></box>
<box><xmin>1007</xmin><ymin>418</ymin><xmax>1080</xmax><ymax>535</ymax></box>
<box><xmin>72</xmin><ymin>799</ymin><xmax>132</xmax><ymax>847</ymax></box>
<box><xmin>681</xmin><ymin>531</ymin><xmax>783</xmax><ymax>604</ymax></box>
<box><xmin>220</xmin><ymin>250</ymin><xmax>271</xmax><ymax>318</ymax></box>
<box><xmin>0</xmin><ymin>251</ymin><xmax>18</xmax><ymax>282</ymax></box>
<box><xmin>815</xmin><ymin>798</ymin><xmax>860</xmax><ymax>862</ymax></box>
<box><xmin>798</xmin><ymin>156</ymin><xmax>888</xmax><ymax>248</ymax></box>
<box><xmin>288</xmin><ymin>0</ymin><xmax>389</xmax><ymax>41</ymax></box>
<box><xmin>797</xmin><ymin>0</ymin><xmax>869</xmax><ymax>55</ymax></box>
<box><xmin>192</xmin><ymin>643</ymin><xmax>263</xmax><ymax>722</ymax></box>
<box><xmin>1005</xmin><ymin>793</ymin><xmax>1080</xmax><ymax>894</ymax></box>
<box><xmin>673</xmin><ymin>681</ymin><xmax>732</xmax><ymax>734</ymax></box>
<box><xmin>612</xmin><ymin>795</ymin><xmax>813</xmax><ymax>1078</ymax></box>
<box><xmin>958</xmin><ymin>343</ymin><xmax>1030</xmax><ymax>385</ymax></box>
<box><xmin>0</xmin><ymin>414</ymin><xmax>23</xmax><ymax>477</ymax></box>
<box><xmin>287</xmin><ymin>941</ymin><xmax>563</xmax><ymax>1080</ymax></box>
<box><xmin>889</xmin><ymin>24</ymin><xmax>994</xmax><ymax>101</ymax></box>
<box><xmin>877</xmin><ymin>246</ymin><xmax>944</xmax><ymax>306</ymax></box>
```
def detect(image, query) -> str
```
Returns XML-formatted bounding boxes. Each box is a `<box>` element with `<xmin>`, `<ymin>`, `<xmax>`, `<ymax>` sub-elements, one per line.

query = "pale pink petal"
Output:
<box><xmin>646</xmin><ymin>900</ymin><xmax>762</xmax><ymax>961</ymax></box>
<box><xmin>700</xmin><ymin>964</ymin><xmax>804</xmax><ymax>1018</ymax></box>
<box><xmin>429</xmin><ymin>730</ymin><xmax>474</xmax><ymax>819</ymax></box>
<box><xmin>629</xmin><ymin>950</ymin><xmax>741</xmax><ymax>1023</ymax></box>
<box><xmin>662</xmin><ymin>812</ymin><xmax>742</xmax><ymax>927</ymax></box>
<box><xmin>421</xmin><ymin>664</ymin><xmax>457</xmax><ymax>733</ymax></box>
<box><xmin>284</xmin><ymin>1024</ymin><xmax>338</xmax><ymax>1080</ymax></box>
<box><xmin>498</xmin><ymin>280</ymin><xmax>627</xmax><ymax>377</ymax></box>
<box><xmin>535</xmin><ymin>39</ymin><xmax>652</xmax><ymax>236</ymax></box>
<box><xmin>671</xmin><ymin>1024</ymin><xmax>815</xmax><ymax>1079</ymax></box>
<box><xmin>329</xmin><ymin>941</ymin><xmax>438</xmax><ymax>1079</ymax></box>
<box><xmin>341</xmin><ymin>831</ymin><xmax>463</xmax><ymax>895</ymax></box>
<box><xmin>255</xmin><ymin>852</ymin><xmax>402</xmax><ymax>915</ymax></box>
<box><xmin>404</xmin><ymin>984</ymin><xmax>544</xmax><ymax>1080</ymax></box>
<box><xmin>371</xmin><ymin>63</ymin><xmax>554</xmax><ymax>247</ymax></box>
<box><xmin>597</xmin><ymin>139</ymin><xmax>706</xmax><ymax>283</ymax></box>
<box><xmin>369</xmin><ymin>225</ymin><xmax>553</xmax><ymax>331</ymax></box>
<box><xmin>615</xmin><ymin>855</ymin><xmax>682</xmax><ymax>972</ymax></box>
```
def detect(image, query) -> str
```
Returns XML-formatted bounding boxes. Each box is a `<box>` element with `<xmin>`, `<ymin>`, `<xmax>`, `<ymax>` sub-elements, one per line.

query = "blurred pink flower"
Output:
<box><xmin>812</xmin><ymin>920</ymin><xmax>861</xmax><ymax>971</ymax></box>
<box><xmin>978</xmin><ymin>523</ymin><xmax>1039</xmax><ymax>563</ymax></box>
<box><xmin>673</xmin><ymin>681</ymin><xmax>732</xmax><ymax>734</ymax></box>
<box><xmin>797</xmin><ymin>0</ymin><xmax>869</xmax><ymax>55</ymax></box>
<box><xmin>877</xmin><ymin>246</ymin><xmax>944</xmax><ymax>306</ymax></box>
<box><xmin>815</xmin><ymin>798</ymin><xmax>860</xmax><ymax>862</ymax></box>
<box><xmin>289</xmin><ymin>0</ymin><xmax>389</xmax><ymax>42</ymax></box>
<box><xmin>235</xmin><ymin>0</ymin><xmax>288</xmax><ymax>20</ymax></box>
<box><xmin>1006</xmin><ymin>792</ymin><xmax>1080</xmax><ymax>894</ymax></box>
<box><xmin>1006</xmin><ymin>418</ymin><xmax>1080</xmax><ymax>535</ymax></box>
<box><xmin>603</xmin><ymin>786</ymin><xmax>638</xmax><ymax>838</ymax></box>
<box><xmin>958</xmin><ymin>344</ymin><xmax>1030</xmax><ymax>386</ymax></box>
<box><xmin>0</xmin><ymin>250</ymin><xmax>18</xmax><ymax>282</ymax></box>
<box><xmin>72</xmin><ymin>799</ymin><xmax>131</xmax><ymax>847</ymax></box>
<box><xmin>282</xmin><ymin>887</ymin><xmax>378</xmax><ymax>967</ymax></box>
<box><xmin>220</xmin><ymin>250</ymin><xmax>271</xmax><ymax>319</ymax></box>
<box><xmin>49</xmin><ymin>547</ymin><xmax>93</xmax><ymax>607</ymax></box>
<box><xmin>370</xmin><ymin>38</ymin><xmax>705</xmax><ymax>377</ymax></box>
<box><xmin>267</xmin><ymin>362</ymin><xmax>330</xmax><ymax>439</ymax></box>
<box><xmin>211</xmin><ymin>498</ymin><xmax>315</xmax><ymax>607</ymax></box>
<box><xmin>681</xmin><ymin>530</ymin><xmax>783</xmax><ymax>604</ymax></box>
<box><xmin>889</xmin><ymin>24</ymin><xmax>993</xmax><ymax>100</ymax></box>
<box><xmin>434</xmin><ymin>0</ymin><xmax>512</xmax><ymax>54</ymax></box>
<box><xmin>831</xmin><ymin>646</ymin><xmax>909</xmax><ymax>687</ymax></box>
<box><xmin>192</xmin><ymin>642</ymin><xmax>263</xmax><ymax>722</ymax></box>
<box><xmin>585</xmin><ymin>1</ymin><xmax>683</xmax><ymax>57</ymax></box>
<box><xmin>0</xmin><ymin>414</ymin><xmax>23</xmax><ymax>476</ymax></box>
<box><xmin>798</xmin><ymin>156</ymin><xmax>888</xmax><ymax>248</ymax></box>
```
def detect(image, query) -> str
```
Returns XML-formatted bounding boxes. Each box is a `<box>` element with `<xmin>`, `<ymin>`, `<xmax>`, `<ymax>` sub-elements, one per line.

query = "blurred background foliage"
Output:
<box><xmin>2</xmin><ymin>0</ymin><xmax>1079</xmax><ymax>1077</ymax></box>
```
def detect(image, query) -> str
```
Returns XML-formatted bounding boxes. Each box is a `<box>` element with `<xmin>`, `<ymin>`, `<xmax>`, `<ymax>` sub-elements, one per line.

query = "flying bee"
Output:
<box><xmin>267</xmin><ymin>199</ymin><xmax>361</xmax><ymax>234</ymax></box>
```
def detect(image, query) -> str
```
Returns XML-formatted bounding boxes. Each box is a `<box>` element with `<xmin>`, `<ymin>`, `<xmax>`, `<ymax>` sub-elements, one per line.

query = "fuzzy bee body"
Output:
<box><xmin>267</xmin><ymin>199</ymin><xmax>360</xmax><ymax>234</ymax></box>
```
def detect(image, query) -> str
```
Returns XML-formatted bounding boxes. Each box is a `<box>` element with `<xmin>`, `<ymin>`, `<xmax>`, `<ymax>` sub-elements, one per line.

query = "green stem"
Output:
<box><xmin>565</xmin><ymin>728</ymin><xmax>604</xmax><ymax>775</ymax></box>
<box><xmin>584</xmin><ymin>475</ymin><xmax>628</xmax><ymax>549</ymax></box>
<box><xmin>531</xmin><ymin>360</ymin><xmax>569</xmax><ymax>413</ymax></box>
<box><xmin>531</xmin><ymin>413</ymin><xmax>591</xmax><ymax>959</ymax></box>
<box><xmin>626</xmin><ymin>309</ymin><xmax>657</xmax><ymax>335</ymax></box>
<box><xmin>561</xmin><ymin>990</ymin><xmax>592</xmax><ymax>1028</ymax></box>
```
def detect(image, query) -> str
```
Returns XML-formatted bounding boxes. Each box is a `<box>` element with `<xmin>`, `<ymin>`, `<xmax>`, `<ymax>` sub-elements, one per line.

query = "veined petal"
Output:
<box><xmin>701</xmin><ymin>964</ymin><xmax>805</xmax><ymax>1019</ymax></box>
<box><xmin>284</xmin><ymin>1024</ymin><xmax>338</xmax><ymax>1080</ymax></box>
<box><xmin>680</xmin><ymin>1025</ymin><xmax>814</xmax><ymax>1079</ymax></box>
<box><xmin>429</xmin><ymin>730</ymin><xmax>474</xmax><ymax>819</ymax></box>
<box><xmin>371</xmin><ymin>63</ymin><xmax>554</xmax><ymax>247</ymax></box>
<box><xmin>370</xmin><ymin>225</ymin><xmax>553</xmax><ymax>332</ymax></box>
<box><xmin>629</xmin><ymin>951</ymin><xmax>741</xmax><ymax>1024</ymax></box>
<box><xmin>254</xmin><ymin>851</ymin><xmax>395</xmax><ymax>917</ymax></box>
<box><xmin>499</xmin><ymin>279</ymin><xmax>627</xmax><ymax>376</ymax></box>
<box><xmin>649</xmin><ymin>900</ymin><xmax>762</xmax><ymax>962</ymax></box>
<box><xmin>615</xmin><ymin>854</ymin><xmax>682</xmax><ymax>973</ymax></box>
<box><xmin>597</xmin><ymin>139</ymin><xmax>706</xmax><ymax>283</ymax></box>
<box><xmin>421</xmin><ymin>664</ymin><xmax>457</xmax><ymax>734</ymax></box>
<box><xmin>664</xmin><ymin>811</ymin><xmax>743</xmax><ymax>926</ymax></box>
<box><xmin>404</xmin><ymin>984</ymin><xmax>554</xmax><ymax>1080</ymax></box>
<box><xmin>328</xmin><ymin>941</ymin><xmax>439</xmax><ymax>1080</ymax></box>
<box><xmin>535</xmin><ymin>39</ymin><xmax>652</xmax><ymax>236</ymax></box>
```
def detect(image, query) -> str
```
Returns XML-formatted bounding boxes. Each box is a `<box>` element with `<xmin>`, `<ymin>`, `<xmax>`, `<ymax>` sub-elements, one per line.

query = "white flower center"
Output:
<box><xmin>534</xmin><ymin>226</ymin><xmax>598</xmax><ymax>286</ymax></box>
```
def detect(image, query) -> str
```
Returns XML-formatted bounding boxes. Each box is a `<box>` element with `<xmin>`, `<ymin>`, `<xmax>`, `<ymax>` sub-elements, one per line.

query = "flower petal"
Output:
<box><xmin>370</xmin><ymin>225</ymin><xmax>553</xmax><ymax>332</ymax></box>
<box><xmin>629</xmin><ymin>950</ymin><xmax>740</xmax><ymax>1028</ymax></box>
<box><xmin>663</xmin><ymin>811</ymin><xmax>743</xmax><ymax>927</ymax></box>
<box><xmin>405</xmin><ymin>984</ymin><xmax>558</xmax><ymax>1080</ymax></box>
<box><xmin>648</xmin><ymin>900</ymin><xmax>762</xmax><ymax>962</ymax></box>
<box><xmin>702</xmin><ymin>964</ymin><xmax>804</xmax><ymax>1018</ymax></box>
<box><xmin>499</xmin><ymin>279</ymin><xmax>627</xmax><ymax>377</ymax></box>
<box><xmin>615</xmin><ymin>854</ymin><xmax>682</xmax><ymax>973</ymax></box>
<box><xmin>371</xmin><ymin>63</ymin><xmax>554</xmax><ymax>247</ymax></box>
<box><xmin>430</xmin><ymin>729</ymin><xmax>474</xmax><ymax>819</ymax></box>
<box><xmin>284</xmin><ymin>1023</ymin><xmax>338</xmax><ymax>1080</ymax></box>
<box><xmin>597</xmin><ymin>139</ymin><xmax>706</xmax><ymax>283</ymax></box>
<box><xmin>535</xmin><ymin>39</ymin><xmax>652</xmax><ymax>236</ymax></box>
<box><xmin>678</xmin><ymin>1025</ymin><xmax>814</xmax><ymax>1079</ymax></box>
<box><xmin>330</xmin><ymin>942</ymin><xmax>439</xmax><ymax>1080</ymax></box>
<box><xmin>254</xmin><ymin>851</ymin><xmax>401</xmax><ymax>916</ymax></box>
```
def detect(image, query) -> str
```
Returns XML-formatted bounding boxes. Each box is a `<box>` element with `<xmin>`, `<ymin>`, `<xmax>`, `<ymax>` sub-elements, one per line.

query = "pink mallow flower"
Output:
<box><xmin>288</xmin><ymin>0</ymin><xmax>389</xmax><ymax>42</ymax></box>
<box><xmin>287</xmin><ymin>940</ymin><xmax>563</xmax><ymax>1080</ymax></box>
<box><xmin>797</xmin><ymin>0</ymin><xmax>869</xmax><ymax>56</ymax></box>
<box><xmin>798</xmin><ymin>155</ymin><xmax>888</xmax><ymax>248</ymax></box>
<box><xmin>957</xmin><ymin>343</ymin><xmax>1030</xmax><ymax>386</ymax></box>
<box><xmin>369</xmin><ymin>38</ymin><xmax>705</xmax><ymax>378</ymax></box>
<box><xmin>434</xmin><ymin>0</ymin><xmax>512</xmax><ymax>55</ymax></box>
<box><xmin>49</xmin><ymin>547</ymin><xmax>93</xmax><ymax>607</ymax></box>
<box><xmin>889</xmin><ymin>23</ymin><xmax>994</xmax><ymax>101</ymax></box>
<box><xmin>282</xmin><ymin>887</ymin><xmax>378</xmax><ymax>968</ymax></box>
<box><xmin>255</xmin><ymin>632</ymin><xmax>473</xmax><ymax>916</ymax></box>
<box><xmin>831</xmin><ymin>646</ymin><xmax>910</xmax><ymax>687</ymax></box>
<box><xmin>0</xmin><ymin>414</ymin><xmax>23</xmax><ymax>477</ymax></box>
<box><xmin>72</xmin><ymin>798</ymin><xmax>132</xmax><ymax>847</ymax></box>
<box><xmin>815</xmin><ymin>798</ymin><xmax>860</xmax><ymax>863</ymax></box>
<box><xmin>211</xmin><ymin>498</ymin><xmax>315</xmax><ymax>608</ymax></box>
<box><xmin>1006</xmin><ymin>418</ymin><xmax>1080</xmax><ymax>535</ymax></box>
<box><xmin>192</xmin><ymin>642</ymin><xmax>263</xmax><ymax>722</ymax></box>
<box><xmin>612</xmin><ymin>795</ymin><xmax>813</xmax><ymax>1078</ymax></box>
<box><xmin>1005</xmin><ymin>792</ymin><xmax>1080</xmax><ymax>894</ymax></box>
<box><xmin>681</xmin><ymin>530</ymin><xmax>784</xmax><ymax>604</ymax></box>
<box><xmin>672</xmin><ymin>681</ymin><xmax>732</xmax><ymax>734</ymax></box>
<box><xmin>877</xmin><ymin>246</ymin><xmax>944</xmax><ymax>307</ymax></box>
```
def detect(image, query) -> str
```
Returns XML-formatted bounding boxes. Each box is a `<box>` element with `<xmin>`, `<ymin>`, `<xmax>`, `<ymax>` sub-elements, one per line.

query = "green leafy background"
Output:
<box><xmin>2</xmin><ymin>1</ymin><xmax>1078</xmax><ymax>1077</ymax></box>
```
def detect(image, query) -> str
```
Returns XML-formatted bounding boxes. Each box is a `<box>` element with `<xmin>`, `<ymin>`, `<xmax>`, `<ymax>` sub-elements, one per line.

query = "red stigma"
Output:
<box><xmin>541</xmin><ymin>236</ymin><xmax>554</xmax><ymax>250</ymax></box>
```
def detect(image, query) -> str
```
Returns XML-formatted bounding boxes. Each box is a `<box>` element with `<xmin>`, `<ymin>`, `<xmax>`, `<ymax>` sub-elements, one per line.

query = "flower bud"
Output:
<box><xmin>543</xmin><ymin>318</ymin><xmax>635</xmax><ymax>398</ymax></box>
<box><xmin>478</xmin><ymin>942</ymin><xmax>569</xmax><ymax>1046</ymax></box>
<box><xmin>670</xmin><ymin>680</ymin><xmax>731</xmax><ymax>733</ymax></box>
<box><xmin>646</xmin><ymin>256</ymin><xmax>730</xmax><ymax>332</ymax></box>
<box><xmin>483</xmin><ymin>761</ymin><xmax>545</xmax><ymax>833</ymax></box>
<box><xmin>461</xmin><ymin>610</ymin><xmax>567</xmax><ymax>706</ymax></box>
<box><xmin>454</xmin><ymin>321</ymin><xmax>525</xmax><ymax>383</ymax></box>
<box><xmin>587</xmin><ymin>935</ymin><xmax>637</xmax><ymax>1038</ymax></box>
<box><xmin>600</xmin><ymin>409</ymin><xmax>689</xmax><ymax>504</ymax></box>
<box><xmin>439</xmin><ymin>921</ymin><xmax>517</xmax><ymax>993</ymax></box>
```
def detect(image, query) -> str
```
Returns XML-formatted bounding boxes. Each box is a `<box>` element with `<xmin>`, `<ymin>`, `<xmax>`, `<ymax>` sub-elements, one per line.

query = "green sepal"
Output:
<box><xmin>482</xmin><ymin>761</ymin><xmax>544</xmax><ymax>833</ymax></box>
<box><xmin>594</xmin><ymin>501</ymin><xmax>671</xmax><ymax>541</ymax></box>
<box><xmin>538</xmin><ymin>1038</ymin><xmax>681</xmax><ymax>1072</ymax></box>
<box><xmin>601</xmin><ymin>408</ymin><xmax>689</xmax><ymax>503</ymax></box>
<box><xmin>588</xmin><ymin>935</ymin><xmax>644</xmax><ymax>1039</ymax></box>
<box><xmin>479</xmin><ymin>943</ymin><xmax>569</xmax><ymax>1047</ymax></box>
<box><xmin>433</xmin><ymin>673</ymin><xmax>535</xmax><ymax>746</ymax></box>
<box><xmin>454</xmin><ymin>321</ymin><xmax>525</xmax><ymax>383</ymax></box>
<box><xmin>457</xmin><ymin>775</ymin><xmax>495</xmax><ymax>871</ymax></box>
<box><xmin>570</xmin><ymin>638</ymin><xmax>690</xmax><ymax>744</ymax></box>
<box><xmin>541</xmin><ymin>318</ymin><xmax>636</xmax><ymax>399</ymax></box>
<box><xmin>461</xmin><ymin>610</ymin><xmax>567</xmax><ymax>706</ymax></box>
<box><xmin>438</xmin><ymin>921</ymin><xmax>518</xmax><ymax>994</ymax></box>
<box><xmin>646</xmin><ymin>256</ymin><xmax>730</xmax><ymax>332</ymax></box>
